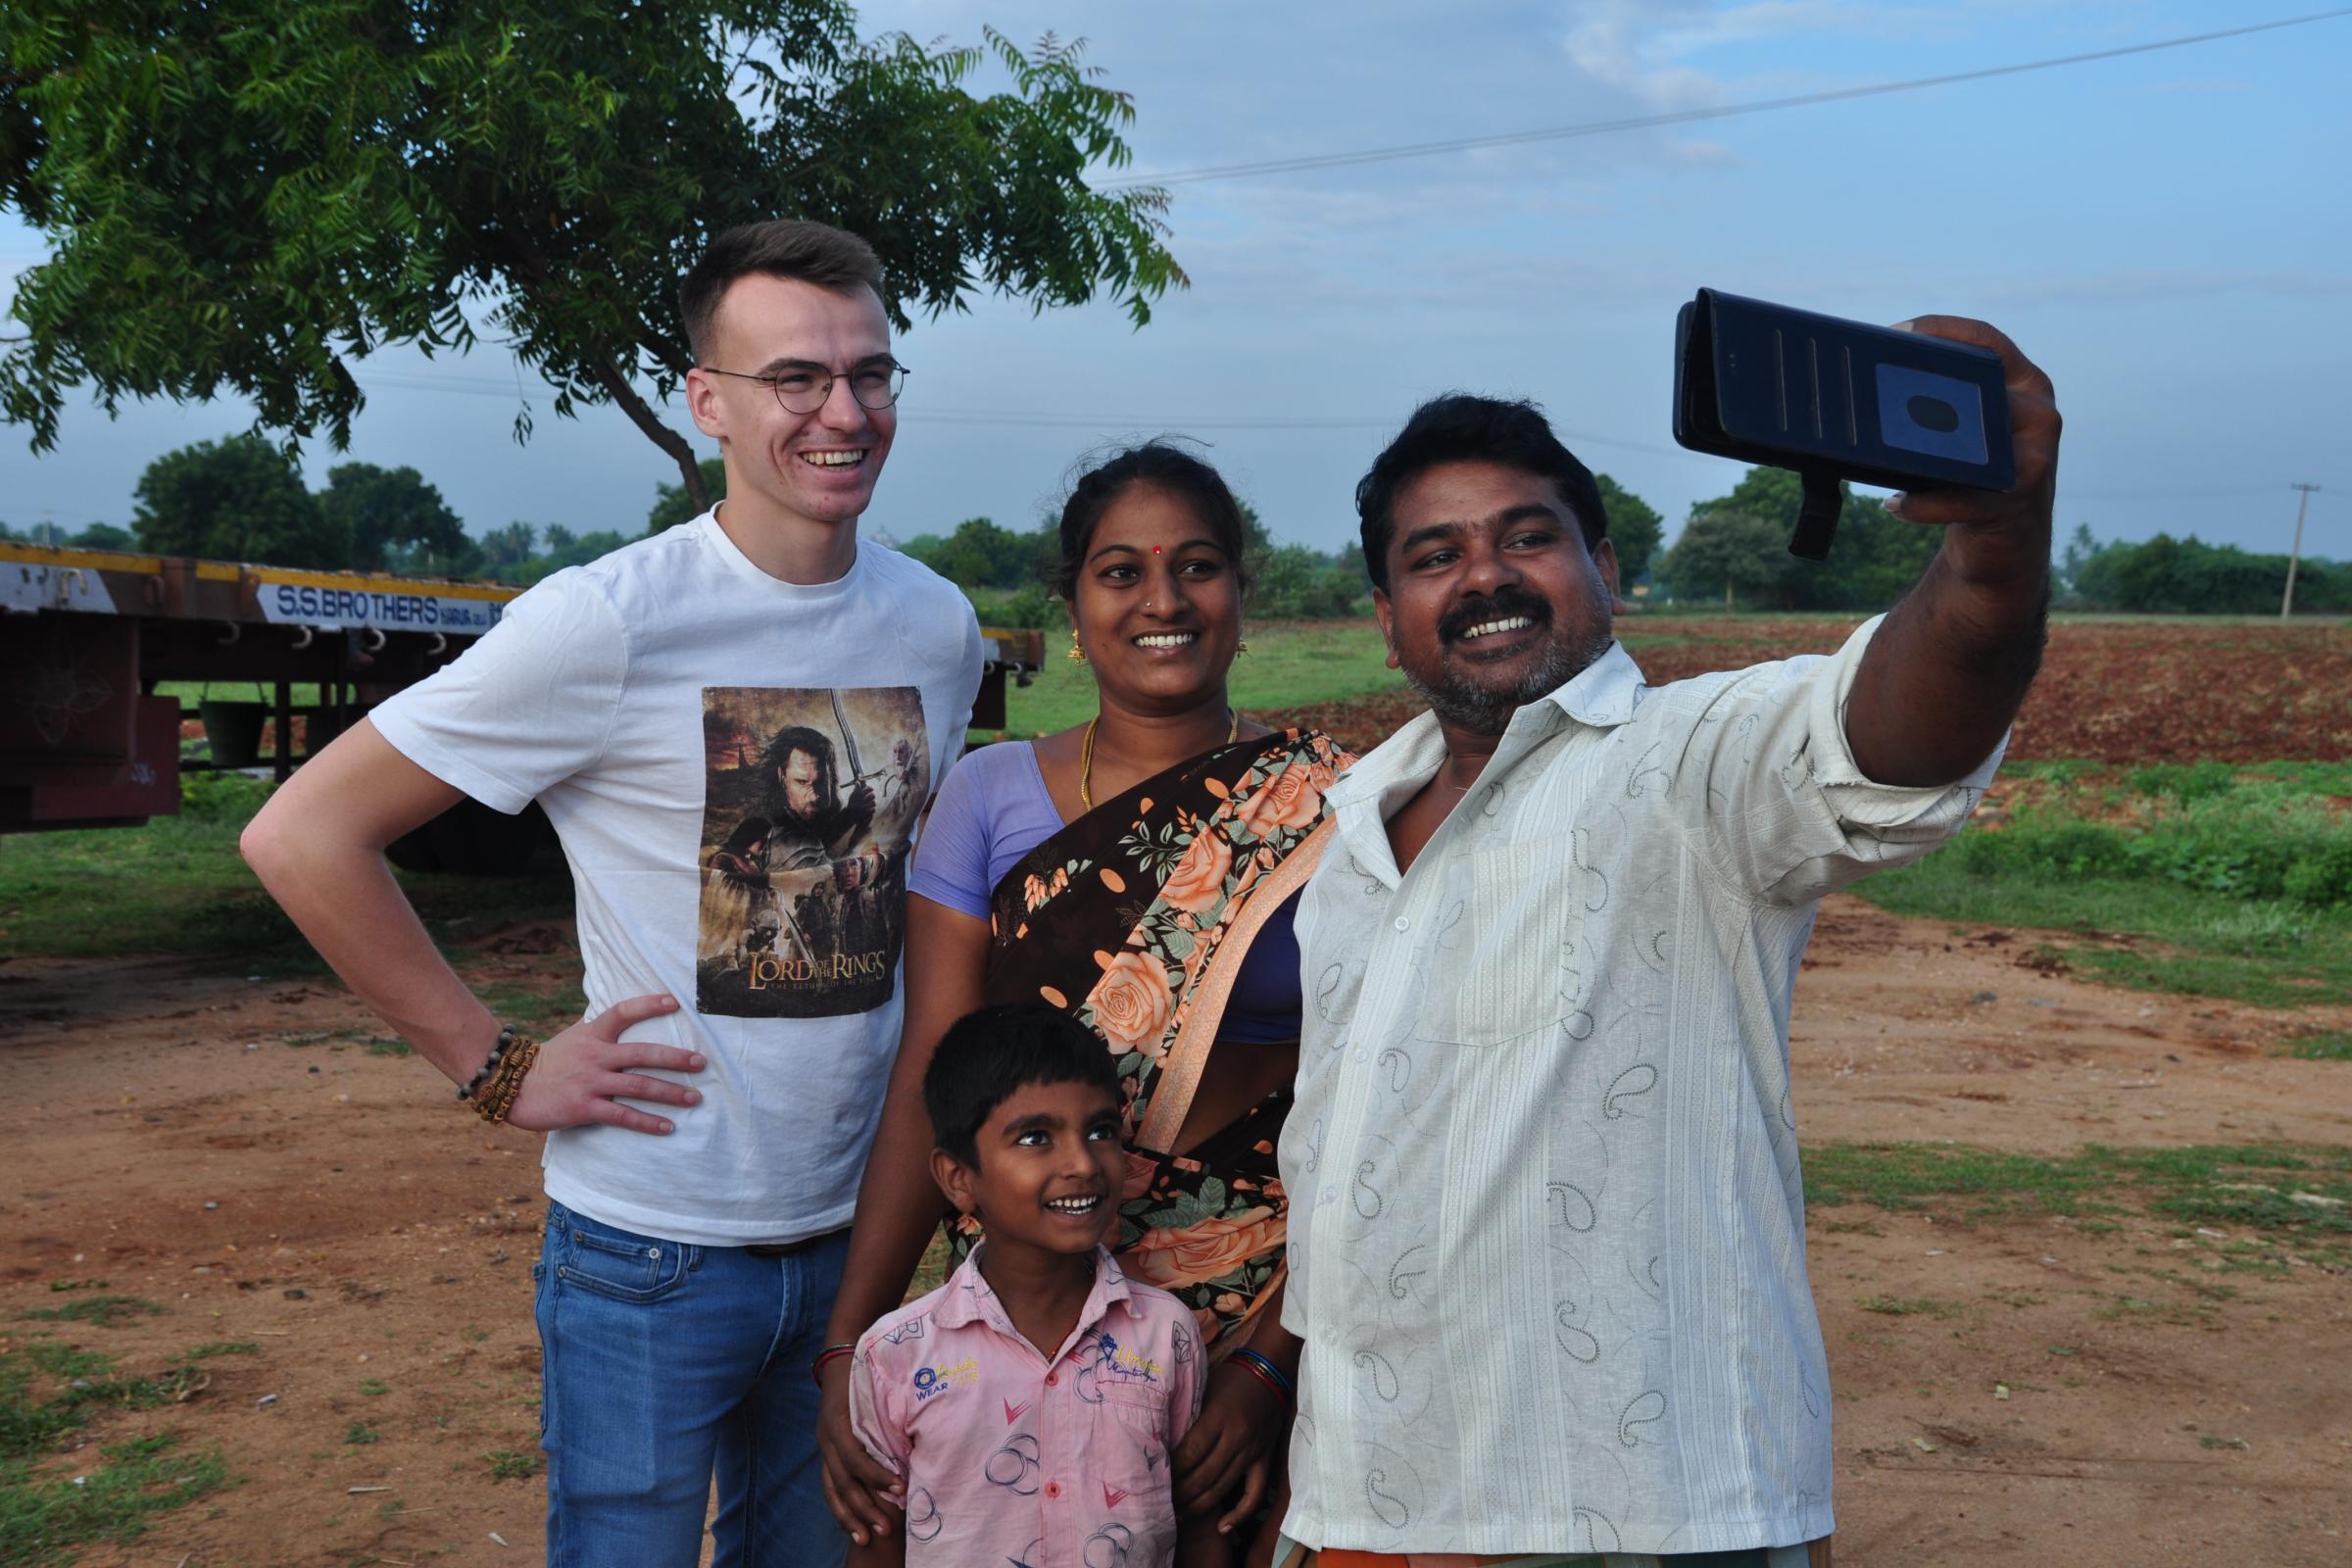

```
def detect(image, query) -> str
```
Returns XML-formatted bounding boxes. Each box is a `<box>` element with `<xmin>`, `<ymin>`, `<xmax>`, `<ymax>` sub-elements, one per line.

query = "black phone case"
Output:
<box><xmin>1675</xmin><ymin>289</ymin><xmax>2015</xmax><ymax>496</ymax></box>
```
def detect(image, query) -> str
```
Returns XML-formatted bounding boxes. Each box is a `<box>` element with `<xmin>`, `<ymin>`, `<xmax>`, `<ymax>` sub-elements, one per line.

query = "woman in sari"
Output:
<box><xmin>816</xmin><ymin>443</ymin><xmax>1346</xmax><ymax>1560</ymax></box>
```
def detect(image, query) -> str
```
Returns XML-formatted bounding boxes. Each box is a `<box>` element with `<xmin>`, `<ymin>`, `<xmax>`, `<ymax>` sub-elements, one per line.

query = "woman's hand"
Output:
<box><xmin>817</xmin><ymin>1354</ymin><xmax>904</xmax><ymax>1546</ymax></box>
<box><xmin>1173</xmin><ymin>1358</ymin><xmax>1288</xmax><ymax>1535</ymax></box>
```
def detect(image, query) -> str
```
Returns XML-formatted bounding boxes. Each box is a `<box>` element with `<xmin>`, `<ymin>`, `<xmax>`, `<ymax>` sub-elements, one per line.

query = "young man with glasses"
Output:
<box><xmin>243</xmin><ymin>220</ymin><xmax>982</xmax><ymax>1566</ymax></box>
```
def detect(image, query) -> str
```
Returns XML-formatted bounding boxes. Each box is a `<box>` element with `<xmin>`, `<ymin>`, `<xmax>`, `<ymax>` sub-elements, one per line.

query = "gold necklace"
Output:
<box><xmin>1079</xmin><ymin>709</ymin><xmax>1239</xmax><ymax>810</ymax></box>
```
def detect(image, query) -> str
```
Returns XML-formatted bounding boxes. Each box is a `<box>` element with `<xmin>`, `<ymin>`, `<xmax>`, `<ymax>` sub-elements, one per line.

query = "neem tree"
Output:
<box><xmin>0</xmin><ymin>1</ymin><xmax>1183</xmax><ymax>511</ymax></box>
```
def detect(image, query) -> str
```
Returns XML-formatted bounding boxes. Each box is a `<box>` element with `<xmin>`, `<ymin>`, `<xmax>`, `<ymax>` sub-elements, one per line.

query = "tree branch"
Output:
<box><xmin>581</xmin><ymin>357</ymin><xmax>709</xmax><ymax>513</ymax></box>
<box><xmin>499</xmin><ymin>225</ymin><xmax>708</xmax><ymax>513</ymax></box>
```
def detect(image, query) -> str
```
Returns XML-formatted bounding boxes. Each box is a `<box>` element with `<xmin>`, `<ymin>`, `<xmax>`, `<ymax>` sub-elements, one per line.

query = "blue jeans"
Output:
<box><xmin>534</xmin><ymin>1200</ymin><xmax>850</xmax><ymax>1568</ymax></box>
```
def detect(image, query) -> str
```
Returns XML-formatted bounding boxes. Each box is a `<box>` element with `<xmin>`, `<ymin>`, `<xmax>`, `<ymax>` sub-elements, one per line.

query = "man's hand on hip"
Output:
<box><xmin>503</xmin><ymin>993</ymin><xmax>707</xmax><ymax>1135</ymax></box>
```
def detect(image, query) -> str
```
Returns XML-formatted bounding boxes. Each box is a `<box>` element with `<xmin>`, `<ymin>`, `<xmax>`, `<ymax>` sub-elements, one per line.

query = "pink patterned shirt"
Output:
<box><xmin>851</xmin><ymin>1245</ymin><xmax>1204</xmax><ymax>1568</ymax></box>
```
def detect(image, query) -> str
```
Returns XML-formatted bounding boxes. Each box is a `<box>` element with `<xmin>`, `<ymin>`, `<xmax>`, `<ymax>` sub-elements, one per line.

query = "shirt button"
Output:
<box><xmin>1045</xmin><ymin>1480</ymin><xmax>1062</xmax><ymax>1499</ymax></box>
<box><xmin>1044</xmin><ymin>1371</ymin><xmax>1058</xmax><ymax>1387</ymax></box>
<box><xmin>1320</xmin><ymin>1186</ymin><xmax>1337</xmax><ymax>1205</ymax></box>
<box><xmin>1394</xmin><ymin>915</ymin><xmax>1410</xmax><ymax>933</ymax></box>
<box><xmin>1353</xmin><ymin>1049</ymin><xmax>1368</xmax><ymax>1064</ymax></box>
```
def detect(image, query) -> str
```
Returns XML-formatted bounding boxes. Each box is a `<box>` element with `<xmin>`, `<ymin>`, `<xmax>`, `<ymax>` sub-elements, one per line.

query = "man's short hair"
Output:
<box><xmin>1354</xmin><ymin>394</ymin><xmax>1610</xmax><ymax>593</ymax></box>
<box><xmin>923</xmin><ymin>1004</ymin><xmax>1119</xmax><ymax>1168</ymax></box>
<box><xmin>679</xmin><ymin>220</ymin><xmax>886</xmax><ymax>365</ymax></box>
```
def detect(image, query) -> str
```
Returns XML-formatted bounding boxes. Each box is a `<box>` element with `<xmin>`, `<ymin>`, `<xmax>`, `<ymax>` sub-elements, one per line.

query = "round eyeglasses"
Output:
<box><xmin>699</xmin><ymin>358</ymin><xmax>908</xmax><ymax>415</ymax></box>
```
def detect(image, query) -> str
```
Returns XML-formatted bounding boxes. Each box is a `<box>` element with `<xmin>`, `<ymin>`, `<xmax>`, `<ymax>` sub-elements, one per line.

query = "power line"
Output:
<box><xmin>342</xmin><ymin>372</ymin><xmax>2346</xmax><ymax>483</ymax></box>
<box><xmin>1099</xmin><ymin>10</ymin><xmax>2352</xmax><ymax>190</ymax></box>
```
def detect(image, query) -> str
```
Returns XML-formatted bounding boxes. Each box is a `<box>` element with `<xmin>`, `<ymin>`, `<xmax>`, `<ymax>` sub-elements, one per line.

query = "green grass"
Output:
<box><xmin>1853</xmin><ymin>761</ymin><xmax>2352</xmax><ymax>1007</ymax></box>
<box><xmin>0</xmin><ymin>773</ymin><xmax>575</xmax><ymax>962</ymax></box>
<box><xmin>1857</xmin><ymin>1295</ymin><xmax>1965</xmax><ymax>1318</ymax></box>
<box><xmin>2281</xmin><ymin>1032</ymin><xmax>2352</xmax><ymax>1061</ymax></box>
<box><xmin>1805</xmin><ymin>1141</ymin><xmax>2352</xmax><ymax>1255</ymax></box>
<box><xmin>17</xmin><ymin>1298</ymin><xmax>160</xmax><ymax>1329</ymax></box>
<box><xmin>483</xmin><ymin>1449</ymin><xmax>542</xmax><ymax>1482</ymax></box>
<box><xmin>0</xmin><ymin>1344</ymin><xmax>229</xmax><ymax>1560</ymax></box>
<box><xmin>156</xmin><ymin>679</ymin><xmax>329</xmax><ymax>712</ymax></box>
<box><xmin>993</xmin><ymin>619</ymin><xmax>1401</xmax><ymax>737</ymax></box>
<box><xmin>184</xmin><ymin>1343</ymin><xmax>257</xmax><ymax>1360</ymax></box>
<box><xmin>343</xmin><ymin>1422</ymin><xmax>378</xmax><ymax>1446</ymax></box>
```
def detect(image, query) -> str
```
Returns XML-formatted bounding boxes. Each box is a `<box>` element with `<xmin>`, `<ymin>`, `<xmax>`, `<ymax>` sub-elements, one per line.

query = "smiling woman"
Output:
<box><xmin>816</xmin><ymin>441</ymin><xmax>1349</xmax><ymax>1547</ymax></box>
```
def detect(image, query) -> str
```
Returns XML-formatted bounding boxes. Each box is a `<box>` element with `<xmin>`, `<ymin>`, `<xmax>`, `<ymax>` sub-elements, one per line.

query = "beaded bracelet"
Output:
<box><xmin>468</xmin><ymin>1030</ymin><xmax>543</xmax><ymax>1126</ymax></box>
<box><xmin>457</xmin><ymin>1024</ymin><xmax>519</xmax><ymax>1102</ymax></box>
<box><xmin>1226</xmin><ymin>1348</ymin><xmax>1296</xmax><ymax>1412</ymax></box>
<box><xmin>811</xmin><ymin>1343</ymin><xmax>858</xmax><ymax>1386</ymax></box>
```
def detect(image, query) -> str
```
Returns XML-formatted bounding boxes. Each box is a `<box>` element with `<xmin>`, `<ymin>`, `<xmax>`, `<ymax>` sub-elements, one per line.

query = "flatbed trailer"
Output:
<box><xmin>1</xmin><ymin>541</ymin><xmax>1042</xmax><ymax>862</ymax></box>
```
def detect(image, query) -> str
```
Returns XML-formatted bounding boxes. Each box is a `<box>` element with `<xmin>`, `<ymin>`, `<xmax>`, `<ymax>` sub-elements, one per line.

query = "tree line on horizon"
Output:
<box><xmin>3</xmin><ymin>431</ymin><xmax>2334</xmax><ymax>617</ymax></box>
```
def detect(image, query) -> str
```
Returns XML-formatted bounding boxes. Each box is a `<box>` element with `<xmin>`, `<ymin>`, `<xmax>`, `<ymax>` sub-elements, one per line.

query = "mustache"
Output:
<box><xmin>1437</xmin><ymin>588</ymin><xmax>1553</xmax><ymax>645</ymax></box>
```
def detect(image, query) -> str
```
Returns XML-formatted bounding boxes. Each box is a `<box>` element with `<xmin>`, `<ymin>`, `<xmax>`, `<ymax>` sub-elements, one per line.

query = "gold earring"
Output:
<box><xmin>1066</xmin><ymin>628</ymin><xmax>1087</xmax><ymax>664</ymax></box>
<box><xmin>1236</xmin><ymin>639</ymin><xmax>1250</xmax><ymax>656</ymax></box>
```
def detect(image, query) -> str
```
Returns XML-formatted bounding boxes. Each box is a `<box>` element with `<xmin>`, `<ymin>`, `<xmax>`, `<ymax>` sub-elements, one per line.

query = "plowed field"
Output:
<box><xmin>1263</xmin><ymin>616</ymin><xmax>2352</xmax><ymax>762</ymax></box>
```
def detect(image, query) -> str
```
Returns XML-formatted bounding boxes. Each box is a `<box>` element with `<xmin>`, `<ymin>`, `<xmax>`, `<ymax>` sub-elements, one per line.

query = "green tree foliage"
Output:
<box><xmin>131</xmin><ymin>434</ymin><xmax>343</xmax><ymax>568</ymax></box>
<box><xmin>70</xmin><ymin>522</ymin><xmax>135</xmax><ymax>550</ymax></box>
<box><xmin>320</xmin><ymin>463</ymin><xmax>467</xmax><ymax>574</ymax></box>
<box><xmin>2067</xmin><ymin>531</ymin><xmax>2346</xmax><ymax>613</ymax></box>
<box><xmin>927</xmin><ymin>516</ymin><xmax>1046</xmax><ymax>590</ymax></box>
<box><xmin>1661</xmin><ymin>467</ymin><xmax>1939</xmax><ymax>611</ymax></box>
<box><xmin>521</xmin><ymin>524</ymin><xmax>633</xmax><ymax>583</ymax></box>
<box><xmin>906</xmin><ymin>498</ymin><xmax>1365</xmax><ymax>621</ymax></box>
<box><xmin>1</xmin><ymin>3</ymin><xmax>1184</xmax><ymax>511</ymax></box>
<box><xmin>1660</xmin><ymin>509</ymin><xmax>1793</xmax><ymax>610</ymax></box>
<box><xmin>1593</xmin><ymin>474</ymin><xmax>1662</xmax><ymax>585</ymax></box>
<box><xmin>478</xmin><ymin>522</ymin><xmax>541</xmax><ymax>574</ymax></box>
<box><xmin>647</xmin><ymin>458</ymin><xmax>728</xmax><ymax>534</ymax></box>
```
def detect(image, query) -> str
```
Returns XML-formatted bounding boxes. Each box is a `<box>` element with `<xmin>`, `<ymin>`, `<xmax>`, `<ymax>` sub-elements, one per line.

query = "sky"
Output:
<box><xmin>3</xmin><ymin>0</ymin><xmax>2346</xmax><ymax>564</ymax></box>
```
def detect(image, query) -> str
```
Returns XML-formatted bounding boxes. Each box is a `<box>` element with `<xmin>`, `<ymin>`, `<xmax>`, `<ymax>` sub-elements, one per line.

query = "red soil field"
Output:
<box><xmin>1265</xmin><ymin>616</ymin><xmax>2352</xmax><ymax>763</ymax></box>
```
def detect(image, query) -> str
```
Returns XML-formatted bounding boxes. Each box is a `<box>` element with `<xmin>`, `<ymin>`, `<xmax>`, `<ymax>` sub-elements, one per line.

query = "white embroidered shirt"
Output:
<box><xmin>1277</xmin><ymin>616</ymin><xmax>2001</xmax><ymax>1556</ymax></box>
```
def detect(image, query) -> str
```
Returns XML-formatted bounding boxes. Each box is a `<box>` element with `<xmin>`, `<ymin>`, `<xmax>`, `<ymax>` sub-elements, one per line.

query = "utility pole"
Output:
<box><xmin>2281</xmin><ymin>482</ymin><xmax>2320</xmax><ymax>618</ymax></box>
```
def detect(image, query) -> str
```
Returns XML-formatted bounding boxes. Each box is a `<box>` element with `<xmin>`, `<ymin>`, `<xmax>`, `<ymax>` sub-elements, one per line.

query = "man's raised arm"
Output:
<box><xmin>1842</xmin><ymin>316</ymin><xmax>2061</xmax><ymax>788</ymax></box>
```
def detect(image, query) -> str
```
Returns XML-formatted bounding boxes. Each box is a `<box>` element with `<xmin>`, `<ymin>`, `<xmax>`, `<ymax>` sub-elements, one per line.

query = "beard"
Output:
<box><xmin>1397</xmin><ymin>582</ymin><xmax>1617</xmax><ymax>736</ymax></box>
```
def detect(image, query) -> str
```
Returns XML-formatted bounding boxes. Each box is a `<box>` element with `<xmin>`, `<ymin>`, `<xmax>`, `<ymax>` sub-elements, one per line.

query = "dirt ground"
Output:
<box><xmin>3</xmin><ymin>898</ymin><xmax>2348</xmax><ymax>1567</ymax></box>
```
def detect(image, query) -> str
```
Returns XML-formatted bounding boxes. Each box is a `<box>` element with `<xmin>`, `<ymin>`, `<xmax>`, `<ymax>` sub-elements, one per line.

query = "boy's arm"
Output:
<box><xmin>240</xmin><ymin>720</ymin><xmax>703</xmax><ymax>1132</ymax></box>
<box><xmin>844</xmin><ymin>1340</ymin><xmax>914</xmax><ymax>1549</ymax></box>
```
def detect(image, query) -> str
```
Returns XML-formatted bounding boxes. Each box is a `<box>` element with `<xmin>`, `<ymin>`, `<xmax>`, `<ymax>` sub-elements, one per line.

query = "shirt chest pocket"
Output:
<box><xmin>1421</xmin><ymin>832</ymin><xmax>1594</xmax><ymax>1048</ymax></box>
<box><xmin>1087</xmin><ymin>1388</ymin><xmax>1179</xmax><ymax>1534</ymax></box>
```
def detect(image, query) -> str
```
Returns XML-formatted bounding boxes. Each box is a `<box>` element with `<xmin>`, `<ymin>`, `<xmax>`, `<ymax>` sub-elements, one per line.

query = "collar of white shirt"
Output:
<box><xmin>1327</xmin><ymin>637</ymin><xmax>1647</xmax><ymax>834</ymax></box>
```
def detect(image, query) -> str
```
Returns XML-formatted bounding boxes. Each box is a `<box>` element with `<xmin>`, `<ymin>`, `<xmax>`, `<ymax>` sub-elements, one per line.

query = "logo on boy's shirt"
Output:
<box><xmin>1101</xmin><ymin>1335</ymin><xmax>1161</xmax><ymax>1385</ymax></box>
<box><xmin>911</xmin><ymin>1357</ymin><xmax>980</xmax><ymax>1400</ymax></box>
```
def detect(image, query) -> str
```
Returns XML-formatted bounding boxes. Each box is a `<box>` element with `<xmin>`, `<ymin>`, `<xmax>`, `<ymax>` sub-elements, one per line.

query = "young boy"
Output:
<box><xmin>845</xmin><ymin>1004</ymin><xmax>1221</xmax><ymax>1568</ymax></box>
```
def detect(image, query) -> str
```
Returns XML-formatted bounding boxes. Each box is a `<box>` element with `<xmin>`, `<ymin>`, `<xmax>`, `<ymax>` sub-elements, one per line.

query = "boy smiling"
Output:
<box><xmin>846</xmin><ymin>1004</ymin><xmax>1219</xmax><ymax>1567</ymax></box>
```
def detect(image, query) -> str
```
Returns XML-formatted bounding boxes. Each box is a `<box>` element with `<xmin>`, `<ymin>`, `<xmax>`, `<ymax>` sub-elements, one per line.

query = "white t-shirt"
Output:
<box><xmin>371</xmin><ymin>512</ymin><xmax>982</xmax><ymax>1244</ymax></box>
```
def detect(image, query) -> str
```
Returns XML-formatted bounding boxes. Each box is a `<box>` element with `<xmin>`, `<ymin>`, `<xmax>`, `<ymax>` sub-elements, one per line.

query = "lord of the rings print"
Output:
<box><xmin>696</xmin><ymin>685</ymin><xmax>929</xmax><ymax>1018</ymax></box>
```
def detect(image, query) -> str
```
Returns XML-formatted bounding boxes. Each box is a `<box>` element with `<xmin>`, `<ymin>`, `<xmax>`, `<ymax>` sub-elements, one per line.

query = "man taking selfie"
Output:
<box><xmin>1262</xmin><ymin>317</ymin><xmax>2058</xmax><ymax>1566</ymax></box>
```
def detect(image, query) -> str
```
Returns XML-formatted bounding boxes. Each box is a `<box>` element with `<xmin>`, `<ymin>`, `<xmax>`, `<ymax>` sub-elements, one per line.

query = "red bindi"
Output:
<box><xmin>1152</xmin><ymin>545</ymin><xmax>1161</xmax><ymax>555</ymax></box>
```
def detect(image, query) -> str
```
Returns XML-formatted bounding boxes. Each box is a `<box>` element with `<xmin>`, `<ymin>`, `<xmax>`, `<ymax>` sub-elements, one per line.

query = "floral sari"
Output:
<box><xmin>970</xmin><ymin>726</ymin><xmax>1348</xmax><ymax>1353</ymax></box>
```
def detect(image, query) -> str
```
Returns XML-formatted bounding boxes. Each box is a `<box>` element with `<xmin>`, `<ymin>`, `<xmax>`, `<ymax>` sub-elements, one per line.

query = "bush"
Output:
<box><xmin>1953</xmin><ymin>790</ymin><xmax>2352</xmax><ymax>910</ymax></box>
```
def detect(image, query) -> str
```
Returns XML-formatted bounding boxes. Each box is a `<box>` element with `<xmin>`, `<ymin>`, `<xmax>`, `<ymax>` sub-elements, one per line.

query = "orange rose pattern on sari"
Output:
<box><xmin>970</xmin><ymin>728</ymin><xmax>1348</xmax><ymax>1353</ymax></box>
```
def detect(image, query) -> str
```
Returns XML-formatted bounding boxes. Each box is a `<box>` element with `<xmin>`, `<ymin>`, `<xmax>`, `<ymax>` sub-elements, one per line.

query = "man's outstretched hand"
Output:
<box><xmin>501</xmin><ymin>993</ymin><xmax>706</xmax><ymax>1135</ymax></box>
<box><xmin>1844</xmin><ymin>314</ymin><xmax>2060</xmax><ymax>791</ymax></box>
<box><xmin>1882</xmin><ymin>315</ymin><xmax>2060</xmax><ymax>545</ymax></box>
